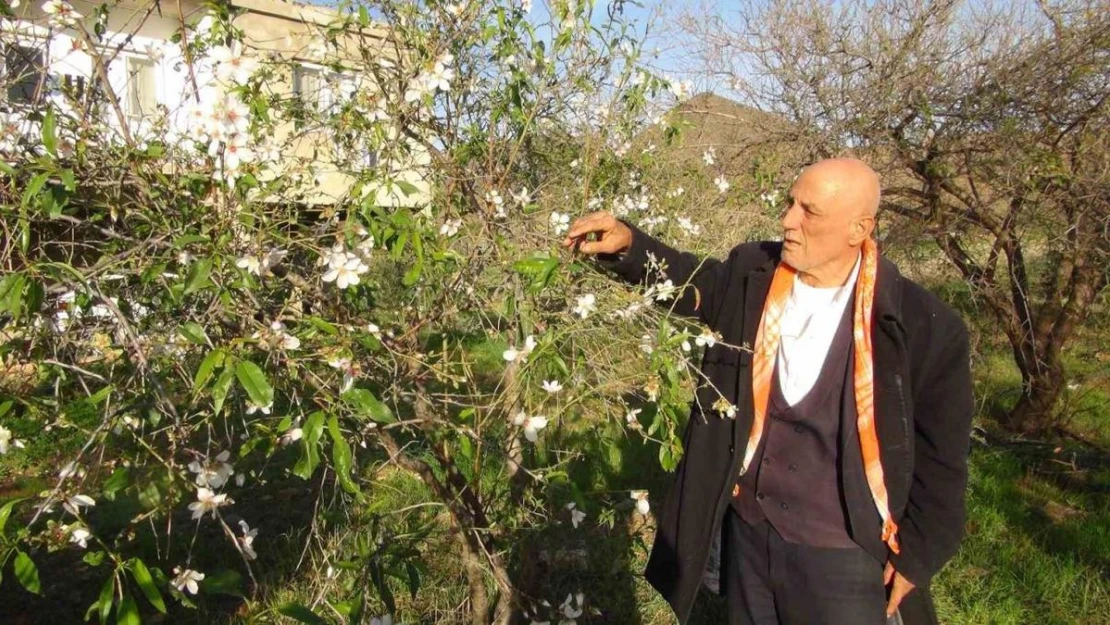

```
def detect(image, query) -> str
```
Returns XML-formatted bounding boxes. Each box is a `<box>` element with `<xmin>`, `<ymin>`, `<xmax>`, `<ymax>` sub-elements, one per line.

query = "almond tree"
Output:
<box><xmin>0</xmin><ymin>1</ymin><xmax>748</xmax><ymax>623</ymax></box>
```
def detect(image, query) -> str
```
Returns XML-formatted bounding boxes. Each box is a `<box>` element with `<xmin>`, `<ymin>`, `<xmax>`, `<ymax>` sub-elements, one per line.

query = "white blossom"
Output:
<box><xmin>625</xmin><ymin>408</ymin><xmax>642</xmax><ymax>429</ymax></box>
<box><xmin>542</xmin><ymin>379</ymin><xmax>563</xmax><ymax>394</ymax></box>
<box><xmin>511</xmin><ymin>187</ymin><xmax>532</xmax><ymax>206</ymax></box>
<box><xmin>440</xmin><ymin>218</ymin><xmax>463</xmax><ymax>237</ymax></box>
<box><xmin>63</xmin><ymin>494</ymin><xmax>96</xmax><ymax>516</ymax></box>
<box><xmin>0</xmin><ymin>426</ymin><xmax>25</xmax><ymax>454</ymax></box>
<box><xmin>651</xmin><ymin>279</ymin><xmax>677</xmax><ymax>301</ymax></box>
<box><xmin>188</xmin><ymin>450</ymin><xmax>235</xmax><ymax>489</ymax></box>
<box><xmin>513</xmin><ymin>411</ymin><xmax>548</xmax><ymax>442</ymax></box>
<box><xmin>171</xmin><ymin>567</ymin><xmax>205</xmax><ymax>595</ymax></box>
<box><xmin>237</xmin><ymin>519</ymin><xmax>258</xmax><ymax>560</ymax></box>
<box><xmin>209</xmin><ymin>45</ymin><xmax>259</xmax><ymax>85</ymax></box>
<box><xmin>425</xmin><ymin>53</ymin><xmax>456</xmax><ymax>92</ymax></box>
<box><xmin>669</xmin><ymin>78</ymin><xmax>692</xmax><ymax>100</ymax></box>
<box><xmin>714</xmin><ymin>175</ymin><xmax>731</xmax><ymax>193</ymax></box>
<box><xmin>503</xmin><ymin>334</ymin><xmax>537</xmax><ymax>363</ymax></box>
<box><xmin>485</xmin><ymin>189</ymin><xmax>505</xmax><ymax>218</ymax></box>
<box><xmin>188</xmin><ymin>487</ymin><xmax>229</xmax><ymax>520</ymax></box>
<box><xmin>630</xmin><ymin>490</ymin><xmax>650</xmax><ymax>515</ymax></box>
<box><xmin>280</xmin><ymin>427</ymin><xmax>303</xmax><ymax>446</ymax></box>
<box><xmin>566</xmin><ymin>502</ymin><xmax>586</xmax><ymax>528</ymax></box>
<box><xmin>559</xmin><ymin>593</ymin><xmax>585</xmax><ymax>622</ymax></box>
<box><xmin>236</xmin><ymin>255</ymin><xmax>261</xmax><ymax>276</ymax></box>
<box><xmin>702</xmin><ymin>147</ymin><xmax>716</xmax><ymax>166</ymax></box>
<box><xmin>572</xmin><ymin>294</ymin><xmax>596</xmax><ymax>319</ymax></box>
<box><xmin>245</xmin><ymin>401</ymin><xmax>272</xmax><ymax>415</ymax></box>
<box><xmin>69</xmin><ymin>526</ymin><xmax>91</xmax><ymax>549</ymax></box>
<box><xmin>550</xmin><ymin>212</ymin><xmax>570</xmax><ymax>235</ymax></box>
<box><xmin>677</xmin><ymin>216</ymin><xmax>702</xmax><ymax>237</ymax></box>
<box><xmin>695</xmin><ymin>330</ymin><xmax>718</xmax><ymax>348</ymax></box>
<box><xmin>322</xmin><ymin>252</ymin><xmax>369</xmax><ymax>289</ymax></box>
<box><xmin>369</xmin><ymin>616</ymin><xmax>393</xmax><ymax>625</ymax></box>
<box><xmin>273</xmin><ymin>321</ymin><xmax>300</xmax><ymax>350</ymax></box>
<box><xmin>42</xmin><ymin>1</ymin><xmax>82</xmax><ymax>27</ymax></box>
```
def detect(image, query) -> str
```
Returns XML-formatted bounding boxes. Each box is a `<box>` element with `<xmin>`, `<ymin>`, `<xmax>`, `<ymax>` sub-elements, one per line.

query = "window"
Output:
<box><xmin>3</xmin><ymin>44</ymin><xmax>46</xmax><ymax>106</ymax></box>
<box><xmin>293</xmin><ymin>65</ymin><xmax>332</xmax><ymax>113</ymax></box>
<box><xmin>125</xmin><ymin>56</ymin><xmax>158</xmax><ymax>118</ymax></box>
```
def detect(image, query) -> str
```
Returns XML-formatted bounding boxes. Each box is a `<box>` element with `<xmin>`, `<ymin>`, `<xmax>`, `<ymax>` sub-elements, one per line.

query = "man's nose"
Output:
<box><xmin>780</xmin><ymin>204</ymin><xmax>800</xmax><ymax>230</ymax></box>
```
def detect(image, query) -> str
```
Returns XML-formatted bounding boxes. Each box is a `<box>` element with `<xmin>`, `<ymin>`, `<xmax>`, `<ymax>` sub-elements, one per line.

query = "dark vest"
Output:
<box><xmin>730</xmin><ymin>297</ymin><xmax>857</xmax><ymax>548</ymax></box>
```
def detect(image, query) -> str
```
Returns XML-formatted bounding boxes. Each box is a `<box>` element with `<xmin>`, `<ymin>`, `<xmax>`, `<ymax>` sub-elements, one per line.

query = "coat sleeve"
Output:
<box><xmin>593</xmin><ymin>217</ymin><xmax>739</xmax><ymax>330</ymax></box>
<box><xmin>889</xmin><ymin>320</ymin><xmax>974</xmax><ymax>587</ymax></box>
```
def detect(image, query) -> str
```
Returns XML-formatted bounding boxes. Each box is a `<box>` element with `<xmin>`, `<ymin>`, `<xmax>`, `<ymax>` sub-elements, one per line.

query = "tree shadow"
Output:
<box><xmin>0</xmin><ymin>444</ymin><xmax>327</xmax><ymax>624</ymax></box>
<box><xmin>507</xmin><ymin>393</ymin><xmax>731</xmax><ymax>624</ymax></box>
<box><xmin>966</xmin><ymin>442</ymin><xmax>1110</xmax><ymax>577</ymax></box>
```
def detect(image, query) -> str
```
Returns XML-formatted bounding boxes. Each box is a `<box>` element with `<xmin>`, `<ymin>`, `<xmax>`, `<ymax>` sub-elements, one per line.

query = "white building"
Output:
<box><xmin>0</xmin><ymin>0</ymin><xmax>430</xmax><ymax>206</ymax></box>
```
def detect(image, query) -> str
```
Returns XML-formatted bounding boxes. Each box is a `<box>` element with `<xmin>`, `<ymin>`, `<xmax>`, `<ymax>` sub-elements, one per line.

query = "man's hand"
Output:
<box><xmin>561</xmin><ymin>211</ymin><xmax>633</xmax><ymax>255</ymax></box>
<box><xmin>884</xmin><ymin>561</ymin><xmax>916</xmax><ymax>618</ymax></box>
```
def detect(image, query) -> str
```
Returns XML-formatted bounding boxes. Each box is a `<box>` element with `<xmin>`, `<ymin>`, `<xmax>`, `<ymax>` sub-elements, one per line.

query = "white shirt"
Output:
<box><xmin>775</xmin><ymin>254</ymin><xmax>861</xmax><ymax>406</ymax></box>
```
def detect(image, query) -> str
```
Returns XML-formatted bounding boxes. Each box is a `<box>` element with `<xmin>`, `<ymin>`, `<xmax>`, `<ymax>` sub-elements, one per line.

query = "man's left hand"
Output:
<box><xmin>884</xmin><ymin>562</ymin><xmax>916</xmax><ymax>618</ymax></box>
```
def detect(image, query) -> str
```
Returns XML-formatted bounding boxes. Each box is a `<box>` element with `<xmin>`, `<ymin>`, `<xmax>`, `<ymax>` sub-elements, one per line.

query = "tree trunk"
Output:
<box><xmin>457</xmin><ymin>528</ymin><xmax>490</xmax><ymax>625</ymax></box>
<box><xmin>1009</xmin><ymin>349</ymin><xmax>1066</xmax><ymax>434</ymax></box>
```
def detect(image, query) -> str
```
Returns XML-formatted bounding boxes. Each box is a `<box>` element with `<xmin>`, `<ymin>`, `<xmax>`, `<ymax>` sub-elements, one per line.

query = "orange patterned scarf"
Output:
<box><xmin>745</xmin><ymin>238</ymin><xmax>900</xmax><ymax>554</ymax></box>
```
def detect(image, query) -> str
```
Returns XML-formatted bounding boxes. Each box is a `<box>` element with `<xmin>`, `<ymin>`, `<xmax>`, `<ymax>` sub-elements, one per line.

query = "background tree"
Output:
<box><xmin>680</xmin><ymin>0</ymin><xmax>1110</xmax><ymax>433</ymax></box>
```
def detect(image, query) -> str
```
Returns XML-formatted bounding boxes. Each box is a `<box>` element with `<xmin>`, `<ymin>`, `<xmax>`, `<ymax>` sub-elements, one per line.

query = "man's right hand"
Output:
<box><xmin>561</xmin><ymin>211</ymin><xmax>633</xmax><ymax>256</ymax></box>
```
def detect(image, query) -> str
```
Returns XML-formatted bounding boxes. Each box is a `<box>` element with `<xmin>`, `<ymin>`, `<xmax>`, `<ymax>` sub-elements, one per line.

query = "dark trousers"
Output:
<box><xmin>722</xmin><ymin>507</ymin><xmax>888</xmax><ymax>625</ymax></box>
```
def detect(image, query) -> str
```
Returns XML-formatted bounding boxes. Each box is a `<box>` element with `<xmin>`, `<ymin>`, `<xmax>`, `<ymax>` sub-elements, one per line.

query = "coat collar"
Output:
<box><xmin>746</xmin><ymin>243</ymin><xmax>906</xmax><ymax>337</ymax></box>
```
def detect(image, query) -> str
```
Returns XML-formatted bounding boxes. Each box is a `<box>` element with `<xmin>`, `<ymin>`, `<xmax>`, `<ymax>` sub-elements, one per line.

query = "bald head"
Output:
<box><xmin>798</xmin><ymin>157</ymin><xmax>881</xmax><ymax>219</ymax></box>
<box><xmin>780</xmin><ymin>158</ymin><xmax>881</xmax><ymax>286</ymax></box>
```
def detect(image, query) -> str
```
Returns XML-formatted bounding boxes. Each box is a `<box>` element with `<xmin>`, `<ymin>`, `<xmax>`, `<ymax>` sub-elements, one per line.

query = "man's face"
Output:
<box><xmin>779</xmin><ymin>170</ymin><xmax>856</xmax><ymax>273</ymax></box>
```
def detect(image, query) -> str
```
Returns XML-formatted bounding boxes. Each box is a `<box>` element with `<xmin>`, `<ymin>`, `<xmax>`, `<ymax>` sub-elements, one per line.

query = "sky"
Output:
<box><xmin>302</xmin><ymin>1</ymin><xmax>716</xmax><ymax>82</ymax></box>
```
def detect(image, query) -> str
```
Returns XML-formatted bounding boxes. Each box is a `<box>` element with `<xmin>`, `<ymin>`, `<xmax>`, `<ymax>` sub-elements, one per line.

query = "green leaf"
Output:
<box><xmin>0</xmin><ymin>273</ymin><xmax>25</xmax><ymax>320</ymax></box>
<box><xmin>394</xmin><ymin>180</ymin><xmax>420</xmax><ymax>196</ymax></box>
<box><xmin>116</xmin><ymin>593</ymin><xmax>140</xmax><ymax>625</ymax></box>
<box><xmin>129</xmin><ymin>558</ymin><xmax>166</xmax><ymax>613</ymax></box>
<box><xmin>83</xmin><ymin>550</ymin><xmax>107</xmax><ymax>567</ymax></box>
<box><xmin>235</xmin><ymin>361</ymin><xmax>274</xmax><ymax>407</ymax></box>
<box><xmin>327</xmin><ymin>416</ymin><xmax>360</xmax><ymax>496</ymax></box>
<box><xmin>211</xmin><ymin>366</ymin><xmax>235</xmax><ymax>415</ymax></box>
<box><xmin>87</xmin><ymin>385</ymin><xmax>114</xmax><ymax>405</ymax></box>
<box><xmin>512</xmin><ymin>256</ymin><xmax>560</xmax><ymax>292</ymax></box>
<box><xmin>199</xmin><ymin>569</ymin><xmax>244</xmax><ymax>597</ymax></box>
<box><xmin>178</xmin><ymin>322</ymin><xmax>209</xmax><ymax>347</ymax></box>
<box><xmin>306</xmin><ymin>316</ymin><xmax>338</xmax><ymax>335</ymax></box>
<box><xmin>402</xmin><ymin>261</ymin><xmax>422</xmax><ymax>286</ymax></box>
<box><xmin>42</xmin><ymin>107</ymin><xmax>57</xmax><ymax>156</ymax></box>
<box><xmin>192</xmin><ymin>349</ymin><xmax>224</xmax><ymax>395</ymax></box>
<box><xmin>98</xmin><ymin>574</ymin><xmax>115</xmax><ymax>624</ymax></box>
<box><xmin>183</xmin><ymin>258</ymin><xmax>213</xmax><ymax>295</ymax></box>
<box><xmin>277</xmin><ymin>603</ymin><xmax>328</xmax><ymax>625</ymax></box>
<box><xmin>342</xmin><ymin>388</ymin><xmax>396</xmax><ymax>424</ymax></box>
<box><xmin>21</xmin><ymin>173</ymin><xmax>47</xmax><ymax>209</ymax></box>
<box><xmin>292</xmin><ymin>411</ymin><xmax>326</xmax><ymax>479</ymax></box>
<box><xmin>14</xmin><ymin>551</ymin><xmax>40</xmax><ymax>594</ymax></box>
<box><xmin>172</xmin><ymin>234</ymin><xmax>208</xmax><ymax>247</ymax></box>
<box><xmin>0</xmin><ymin>497</ymin><xmax>24</xmax><ymax>535</ymax></box>
<box><xmin>102</xmin><ymin>467</ymin><xmax>131</xmax><ymax>501</ymax></box>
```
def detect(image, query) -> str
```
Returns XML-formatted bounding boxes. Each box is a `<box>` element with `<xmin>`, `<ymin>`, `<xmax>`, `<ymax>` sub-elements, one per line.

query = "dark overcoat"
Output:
<box><xmin>596</xmin><ymin>220</ymin><xmax>974</xmax><ymax>624</ymax></box>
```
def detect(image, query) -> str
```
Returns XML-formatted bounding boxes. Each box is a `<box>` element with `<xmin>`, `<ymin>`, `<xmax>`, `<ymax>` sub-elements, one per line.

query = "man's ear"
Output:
<box><xmin>850</xmin><ymin>216</ymin><xmax>875</xmax><ymax>245</ymax></box>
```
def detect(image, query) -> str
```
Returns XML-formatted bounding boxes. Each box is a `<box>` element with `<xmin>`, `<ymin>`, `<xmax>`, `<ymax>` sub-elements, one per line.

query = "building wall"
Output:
<box><xmin>1</xmin><ymin>0</ymin><xmax>428</xmax><ymax>207</ymax></box>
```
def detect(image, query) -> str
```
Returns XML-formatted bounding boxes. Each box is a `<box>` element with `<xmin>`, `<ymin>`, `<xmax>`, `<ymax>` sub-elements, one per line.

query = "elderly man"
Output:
<box><xmin>563</xmin><ymin>158</ymin><xmax>973</xmax><ymax>625</ymax></box>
